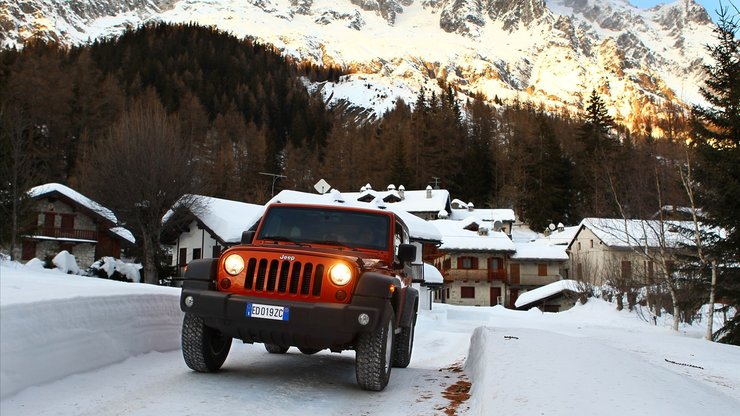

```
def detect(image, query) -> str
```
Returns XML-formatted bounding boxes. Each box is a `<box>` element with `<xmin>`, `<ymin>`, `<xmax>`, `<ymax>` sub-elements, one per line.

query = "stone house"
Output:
<box><xmin>22</xmin><ymin>183</ymin><xmax>135</xmax><ymax>269</ymax></box>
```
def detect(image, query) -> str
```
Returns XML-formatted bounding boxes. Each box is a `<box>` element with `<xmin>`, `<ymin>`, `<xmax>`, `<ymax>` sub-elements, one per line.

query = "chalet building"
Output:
<box><xmin>22</xmin><ymin>183</ymin><xmax>135</xmax><ymax>269</ymax></box>
<box><xmin>161</xmin><ymin>195</ymin><xmax>264</xmax><ymax>276</ymax></box>
<box><xmin>567</xmin><ymin>218</ymin><xmax>698</xmax><ymax>286</ymax></box>
<box><xmin>429</xmin><ymin>217</ymin><xmax>516</xmax><ymax>307</ymax></box>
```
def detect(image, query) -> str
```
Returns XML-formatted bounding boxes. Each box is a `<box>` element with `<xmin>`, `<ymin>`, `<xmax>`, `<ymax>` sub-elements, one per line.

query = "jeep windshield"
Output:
<box><xmin>257</xmin><ymin>206</ymin><xmax>390</xmax><ymax>251</ymax></box>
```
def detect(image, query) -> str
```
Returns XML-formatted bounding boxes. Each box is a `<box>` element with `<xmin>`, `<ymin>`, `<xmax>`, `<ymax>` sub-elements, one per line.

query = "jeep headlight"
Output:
<box><xmin>329</xmin><ymin>263</ymin><xmax>353</xmax><ymax>286</ymax></box>
<box><xmin>223</xmin><ymin>254</ymin><xmax>245</xmax><ymax>275</ymax></box>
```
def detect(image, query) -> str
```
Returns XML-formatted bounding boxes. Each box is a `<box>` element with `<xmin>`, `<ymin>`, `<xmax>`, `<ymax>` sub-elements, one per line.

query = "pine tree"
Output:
<box><xmin>691</xmin><ymin>6</ymin><xmax>740</xmax><ymax>345</ymax></box>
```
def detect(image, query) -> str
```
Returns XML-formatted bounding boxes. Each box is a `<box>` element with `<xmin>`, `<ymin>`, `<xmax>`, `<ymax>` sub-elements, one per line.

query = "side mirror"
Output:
<box><xmin>397</xmin><ymin>243</ymin><xmax>416</xmax><ymax>265</ymax></box>
<box><xmin>241</xmin><ymin>231</ymin><xmax>255</xmax><ymax>244</ymax></box>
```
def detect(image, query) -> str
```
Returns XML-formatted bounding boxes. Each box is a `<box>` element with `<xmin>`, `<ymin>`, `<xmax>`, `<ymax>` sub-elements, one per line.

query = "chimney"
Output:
<box><xmin>426</xmin><ymin>185</ymin><xmax>432</xmax><ymax>198</ymax></box>
<box><xmin>398</xmin><ymin>185</ymin><xmax>405</xmax><ymax>200</ymax></box>
<box><xmin>467</xmin><ymin>202</ymin><xmax>474</xmax><ymax>212</ymax></box>
<box><xmin>387</xmin><ymin>184</ymin><xmax>396</xmax><ymax>191</ymax></box>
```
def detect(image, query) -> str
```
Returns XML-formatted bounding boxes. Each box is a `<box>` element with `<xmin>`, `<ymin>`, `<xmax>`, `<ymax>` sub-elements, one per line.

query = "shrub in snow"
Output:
<box><xmin>52</xmin><ymin>251</ymin><xmax>80</xmax><ymax>274</ymax></box>
<box><xmin>88</xmin><ymin>257</ymin><xmax>142</xmax><ymax>283</ymax></box>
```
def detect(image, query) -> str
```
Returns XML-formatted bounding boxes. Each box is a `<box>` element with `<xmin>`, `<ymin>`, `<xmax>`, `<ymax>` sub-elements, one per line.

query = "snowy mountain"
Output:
<box><xmin>0</xmin><ymin>0</ymin><xmax>717</xmax><ymax>129</ymax></box>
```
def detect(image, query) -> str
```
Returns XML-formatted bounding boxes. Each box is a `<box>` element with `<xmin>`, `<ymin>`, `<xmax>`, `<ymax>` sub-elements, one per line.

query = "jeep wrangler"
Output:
<box><xmin>179</xmin><ymin>203</ymin><xmax>419</xmax><ymax>391</ymax></box>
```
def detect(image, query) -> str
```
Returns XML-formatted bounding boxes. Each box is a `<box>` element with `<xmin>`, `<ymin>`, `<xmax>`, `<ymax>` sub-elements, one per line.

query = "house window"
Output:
<box><xmin>461</xmin><ymin>286</ymin><xmax>475</xmax><ymax>298</ymax></box>
<box><xmin>443</xmin><ymin>258</ymin><xmax>451</xmax><ymax>269</ymax></box>
<box><xmin>538</xmin><ymin>263</ymin><xmax>547</xmax><ymax>276</ymax></box>
<box><xmin>212</xmin><ymin>245</ymin><xmax>221</xmax><ymax>258</ymax></box>
<box><xmin>590</xmin><ymin>239</ymin><xmax>594</xmax><ymax>248</ymax></box>
<box><xmin>179</xmin><ymin>248</ymin><xmax>187</xmax><ymax>266</ymax></box>
<box><xmin>621</xmin><ymin>260</ymin><xmax>632</xmax><ymax>279</ymax></box>
<box><xmin>577</xmin><ymin>242</ymin><xmax>582</xmax><ymax>250</ymax></box>
<box><xmin>458</xmin><ymin>257</ymin><xmax>477</xmax><ymax>269</ymax></box>
<box><xmin>61</xmin><ymin>214</ymin><xmax>74</xmax><ymax>230</ymax></box>
<box><xmin>193</xmin><ymin>248</ymin><xmax>202</xmax><ymax>260</ymax></box>
<box><xmin>646</xmin><ymin>261</ymin><xmax>654</xmax><ymax>279</ymax></box>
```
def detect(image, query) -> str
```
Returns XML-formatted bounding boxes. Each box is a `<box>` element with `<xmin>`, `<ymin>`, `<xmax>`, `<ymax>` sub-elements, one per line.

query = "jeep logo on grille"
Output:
<box><xmin>279</xmin><ymin>254</ymin><xmax>296</xmax><ymax>261</ymax></box>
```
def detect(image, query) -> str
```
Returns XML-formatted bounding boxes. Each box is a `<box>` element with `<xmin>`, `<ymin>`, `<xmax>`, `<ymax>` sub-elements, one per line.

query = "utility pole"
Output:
<box><xmin>259</xmin><ymin>172</ymin><xmax>286</xmax><ymax>198</ymax></box>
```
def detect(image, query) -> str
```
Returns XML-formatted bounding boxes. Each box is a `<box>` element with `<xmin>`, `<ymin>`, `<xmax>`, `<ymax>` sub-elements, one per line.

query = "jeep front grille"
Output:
<box><xmin>243</xmin><ymin>257</ymin><xmax>324</xmax><ymax>298</ymax></box>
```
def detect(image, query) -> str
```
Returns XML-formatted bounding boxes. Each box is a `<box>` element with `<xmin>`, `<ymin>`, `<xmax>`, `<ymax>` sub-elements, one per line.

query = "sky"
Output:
<box><xmin>1</xmin><ymin>259</ymin><xmax>739</xmax><ymax>415</ymax></box>
<box><xmin>630</xmin><ymin>0</ymin><xmax>729</xmax><ymax>22</ymax></box>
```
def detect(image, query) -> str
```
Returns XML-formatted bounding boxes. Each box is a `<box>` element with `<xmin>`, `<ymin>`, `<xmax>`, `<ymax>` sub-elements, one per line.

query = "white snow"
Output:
<box><xmin>3</xmin><ymin>259</ymin><xmax>738</xmax><ymax>415</ymax></box>
<box><xmin>51</xmin><ymin>250</ymin><xmax>80</xmax><ymax>275</ymax></box>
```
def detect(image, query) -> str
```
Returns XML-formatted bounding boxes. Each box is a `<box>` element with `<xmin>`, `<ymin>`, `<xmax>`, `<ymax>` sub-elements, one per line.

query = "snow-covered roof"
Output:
<box><xmin>431</xmin><ymin>217</ymin><xmax>515</xmax><ymax>252</ymax></box>
<box><xmin>28</xmin><ymin>183</ymin><xmax>135</xmax><ymax>244</ymax></box>
<box><xmin>449</xmin><ymin>207</ymin><xmax>516</xmax><ymax>223</ymax></box>
<box><xmin>28</xmin><ymin>183</ymin><xmax>117</xmax><ymax>223</ymax></box>
<box><xmin>268</xmin><ymin>190</ymin><xmax>442</xmax><ymax>243</ymax></box>
<box><xmin>514</xmin><ymin>280</ymin><xmax>581</xmax><ymax>309</ymax></box>
<box><xmin>191</xmin><ymin>195</ymin><xmax>265</xmax><ymax>244</ymax></box>
<box><xmin>423</xmin><ymin>263</ymin><xmax>444</xmax><ymax>284</ymax></box>
<box><xmin>532</xmin><ymin>225</ymin><xmax>580</xmax><ymax>246</ymax></box>
<box><xmin>341</xmin><ymin>186</ymin><xmax>450</xmax><ymax>214</ymax></box>
<box><xmin>511</xmin><ymin>243</ymin><xmax>569</xmax><ymax>261</ymax></box>
<box><xmin>577</xmin><ymin>218</ymin><xmax>702</xmax><ymax>249</ymax></box>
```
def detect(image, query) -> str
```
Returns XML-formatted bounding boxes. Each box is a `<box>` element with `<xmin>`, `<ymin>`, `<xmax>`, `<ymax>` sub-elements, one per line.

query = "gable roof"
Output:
<box><xmin>164</xmin><ymin>195</ymin><xmax>265</xmax><ymax>245</ymax></box>
<box><xmin>341</xmin><ymin>185</ymin><xmax>451</xmax><ymax>216</ymax></box>
<box><xmin>448</xmin><ymin>199</ymin><xmax>516</xmax><ymax>223</ymax></box>
<box><xmin>514</xmin><ymin>280</ymin><xmax>581</xmax><ymax>309</ymax></box>
<box><xmin>570</xmin><ymin>218</ymin><xmax>700</xmax><ymax>250</ymax></box>
<box><xmin>431</xmin><ymin>217</ymin><xmax>515</xmax><ymax>252</ymax></box>
<box><xmin>511</xmin><ymin>243</ymin><xmax>569</xmax><ymax>261</ymax></box>
<box><xmin>27</xmin><ymin>183</ymin><xmax>135</xmax><ymax>244</ymax></box>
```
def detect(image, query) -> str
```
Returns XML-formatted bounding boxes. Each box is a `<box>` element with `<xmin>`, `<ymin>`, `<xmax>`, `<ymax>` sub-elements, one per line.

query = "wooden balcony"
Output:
<box><xmin>37</xmin><ymin>227</ymin><xmax>98</xmax><ymax>241</ymax></box>
<box><xmin>447</xmin><ymin>269</ymin><xmax>509</xmax><ymax>283</ymax></box>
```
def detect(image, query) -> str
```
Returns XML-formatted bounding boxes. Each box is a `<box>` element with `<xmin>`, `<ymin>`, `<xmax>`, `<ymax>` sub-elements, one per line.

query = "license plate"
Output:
<box><xmin>246</xmin><ymin>303</ymin><xmax>290</xmax><ymax>321</ymax></box>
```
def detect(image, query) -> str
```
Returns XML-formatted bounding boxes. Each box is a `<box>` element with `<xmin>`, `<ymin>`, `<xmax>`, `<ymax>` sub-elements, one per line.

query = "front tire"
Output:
<box><xmin>355</xmin><ymin>304</ymin><xmax>395</xmax><ymax>391</ymax></box>
<box><xmin>182</xmin><ymin>314</ymin><xmax>231</xmax><ymax>372</ymax></box>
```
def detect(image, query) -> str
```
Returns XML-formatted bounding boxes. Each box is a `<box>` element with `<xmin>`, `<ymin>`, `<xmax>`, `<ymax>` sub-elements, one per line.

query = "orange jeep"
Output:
<box><xmin>180</xmin><ymin>203</ymin><xmax>419</xmax><ymax>391</ymax></box>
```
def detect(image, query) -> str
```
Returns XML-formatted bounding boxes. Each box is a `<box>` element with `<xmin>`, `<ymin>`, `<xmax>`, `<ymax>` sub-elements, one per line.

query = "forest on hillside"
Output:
<box><xmin>0</xmin><ymin>23</ymin><xmax>696</xmax><ymax>231</ymax></box>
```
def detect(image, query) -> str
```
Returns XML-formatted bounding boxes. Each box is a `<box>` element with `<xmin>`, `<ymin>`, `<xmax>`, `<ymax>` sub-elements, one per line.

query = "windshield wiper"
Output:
<box><xmin>261</xmin><ymin>235</ymin><xmax>308</xmax><ymax>246</ymax></box>
<box><xmin>306</xmin><ymin>240</ymin><xmax>358</xmax><ymax>250</ymax></box>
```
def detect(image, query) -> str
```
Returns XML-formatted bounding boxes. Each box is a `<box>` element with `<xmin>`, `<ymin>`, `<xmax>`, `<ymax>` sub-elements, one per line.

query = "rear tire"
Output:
<box><xmin>264</xmin><ymin>343</ymin><xmax>289</xmax><ymax>354</ymax></box>
<box><xmin>392</xmin><ymin>311</ymin><xmax>416</xmax><ymax>368</ymax></box>
<box><xmin>182</xmin><ymin>314</ymin><xmax>231</xmax><ymax>372</ymax></box>
<box><xmin>355</xmin><ymin>304</ymin><xmax>395</xmax><ymax>391</ymax></box>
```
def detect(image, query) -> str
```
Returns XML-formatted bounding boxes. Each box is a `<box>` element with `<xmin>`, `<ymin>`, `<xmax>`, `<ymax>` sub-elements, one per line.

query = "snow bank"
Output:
<box><xmin>0</xmin><ymin>262</ymin><xmax>182</xmax><ymax>399</ymax></box>
<box><xmin>52</xmin><ymin>250</ymin><xmax>79</xmax><ymax>274</ymax></box>
<box><xmin>465</xmin><ymin>326</ymin><xmax>740</xmax><ymax>415</ymax></box>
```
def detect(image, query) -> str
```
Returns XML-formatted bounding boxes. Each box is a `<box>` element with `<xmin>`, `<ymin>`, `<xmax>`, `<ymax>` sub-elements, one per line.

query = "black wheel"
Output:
<box><xmin>298</xmin><ymin>347</ymin><xmax>321</xmax><ymax>355</ymax></box>
<box><xmin>264</xmin><ymin>343</ymin><xmax>289</xmax><ymax>354</ymax></box>
<box><xmin>355</xmin><ymin>304</ymin><xmax>395</xmax><ymax>391</ymax></box>
<box><xmin>392</xmin><ymin>310</ymin><xmax>416</xmax><ymax>368</ymax></box>
<box><xmin>182</xmin><ymin>314</ymin><xmax>231</xmax><ymax>372</ymax></box>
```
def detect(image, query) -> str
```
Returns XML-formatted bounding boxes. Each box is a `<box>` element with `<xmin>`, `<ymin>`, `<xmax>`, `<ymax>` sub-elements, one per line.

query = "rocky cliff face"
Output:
<box><xmin>0</xmin><ymin>0</ymin><xmax>717</xmax><ymax>132</ymax></box>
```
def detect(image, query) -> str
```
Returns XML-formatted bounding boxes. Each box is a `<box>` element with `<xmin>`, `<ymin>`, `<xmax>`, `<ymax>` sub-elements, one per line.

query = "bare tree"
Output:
<box><xmin>80</xmin><ymin>89</ymin><xmax>200</xmax><ymax>284</ymax></box>
<box><xmin>0</xmin><ymin>101</ymin><xmax>40</xmax><ymax>260</ymax></box>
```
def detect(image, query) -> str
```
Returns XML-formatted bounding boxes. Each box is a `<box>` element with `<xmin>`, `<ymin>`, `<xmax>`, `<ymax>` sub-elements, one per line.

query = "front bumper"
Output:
<box><xmin>180</xmin><ymin>288</ymin><xmax>388</xmax><ymax>350</ymax></box>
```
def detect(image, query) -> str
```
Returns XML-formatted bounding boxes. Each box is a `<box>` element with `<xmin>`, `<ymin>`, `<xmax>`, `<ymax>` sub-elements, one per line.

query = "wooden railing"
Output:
<box><xmin>38</xmin><ymin>227</ymin><xmax>98</xmax><ymax>241</ymax></box>
<box><xmin>447</xmin><ymin>269</ymin><xmax>509</xmax><ymax>282</ymax></box>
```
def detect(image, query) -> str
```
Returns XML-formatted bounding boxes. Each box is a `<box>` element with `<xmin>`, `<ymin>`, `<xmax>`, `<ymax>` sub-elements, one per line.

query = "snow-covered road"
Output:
<box><xmin>2</xmin><ymin>262</ymin><xmax>739</xmax><ymax>415</ymax></box>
